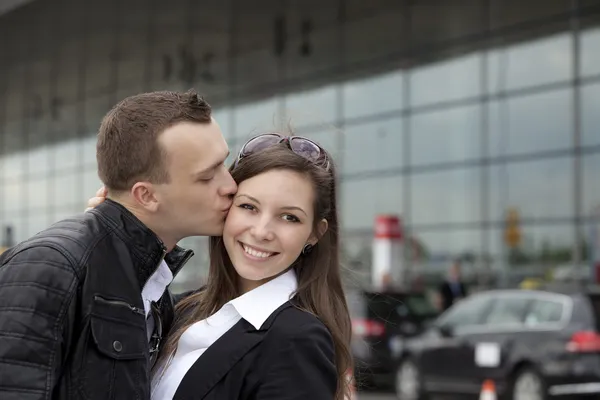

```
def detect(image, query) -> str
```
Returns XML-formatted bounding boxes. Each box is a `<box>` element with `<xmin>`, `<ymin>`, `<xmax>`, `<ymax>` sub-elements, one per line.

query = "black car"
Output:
<box><xmin>394</xmin><ymin>286</ymin><xmax>600</xmax><ymax>399</ymax></box>
<box><xmin>347</xmin><ymin>288</ymin><xmax>439</xmax><ymax>390</ymax></box>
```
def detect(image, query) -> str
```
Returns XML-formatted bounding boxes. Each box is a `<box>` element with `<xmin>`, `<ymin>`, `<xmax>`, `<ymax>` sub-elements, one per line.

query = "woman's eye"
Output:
<box><xmin>238</xmin><ymin>203</ymin><xmax>255</xmax><ymax>211</ymax></box>
<box><xmin>282</xmin><ymin>214</ymin><xmax>300</xmax><ymax>223</ymax></box>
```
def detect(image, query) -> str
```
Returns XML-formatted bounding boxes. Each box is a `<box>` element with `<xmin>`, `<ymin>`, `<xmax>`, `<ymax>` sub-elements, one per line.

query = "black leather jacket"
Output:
<box><xmin>0</xmin><ymin>199</ymin><xmax>193</xmax><ymax>400</ymax></box>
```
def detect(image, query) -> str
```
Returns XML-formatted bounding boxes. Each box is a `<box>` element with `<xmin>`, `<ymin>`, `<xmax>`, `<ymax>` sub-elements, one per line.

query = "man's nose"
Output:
<box><xmin>219</xmin><ymin>171</ymin><xmax>237</xmax><ymax>197</ymax></box>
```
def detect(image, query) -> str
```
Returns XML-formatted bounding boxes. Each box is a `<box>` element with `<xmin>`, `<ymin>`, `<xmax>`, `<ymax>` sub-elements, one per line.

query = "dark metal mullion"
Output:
<box><xmin>47</xmin><ymin>0</ymin><xmax>65</xmax><ymax>221</ymax></box>
<box><xmin>143</xmin><ymin>0</ymin><xmax>156</xmax><ymax>92</ymax></box>
<box><xmin>108</xmin><ymin>0</ymin><xmax>122</xmax><ymax>107</ymax></box>
<box><xmin>76</xmin><ymin>0</ymin><xmax>90</xmax><ymax>207</ymax></box>
<box><xmin>20</xmin><ymin>12</ymin><xmax>34</xmax><ymax>240</ymax></box>
<box><xmin>228</xmin><ymin>0</ymin><xmax>237</xmax><ymax>140</ymax></box>
<box><xmin>402</xmin><ymin>0</ymin><xmax>413</xmax><ymax>281</ymax></box>
<box><xmin>480</xmin><ymin>0</ymin><xmax>492</xmax><ymax>283</ymax></box>
<box><xmin>336</xmin><ymin>0</ymin><xmax>346</xmax><ymax>210</ymax></box>
<box><xmin>571</xmin><ymin>0</ymin><xmax>583</xmax><ymax>269</ymax></box>
<box><xmin>0</xmin><ymin>20</ymin><xmax>8</xmax><ymax>228</ymax></box>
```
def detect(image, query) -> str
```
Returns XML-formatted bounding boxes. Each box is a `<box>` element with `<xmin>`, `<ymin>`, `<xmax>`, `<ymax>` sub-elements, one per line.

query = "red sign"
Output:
<box><xmin>374</xmin><ymin>215</ymin><xmax>402</xmax><ymax>240</ymax></box>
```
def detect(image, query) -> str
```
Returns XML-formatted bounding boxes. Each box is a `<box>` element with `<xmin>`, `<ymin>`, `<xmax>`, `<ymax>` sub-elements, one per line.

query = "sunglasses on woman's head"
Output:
<box><xmin>234</xmin><ymin>133</ymin><xmax>330</xmax><ymax>170</ymax></box>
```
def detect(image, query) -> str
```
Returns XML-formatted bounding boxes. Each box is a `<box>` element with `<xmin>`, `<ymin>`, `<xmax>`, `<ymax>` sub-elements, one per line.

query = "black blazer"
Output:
<box><xmin>439</xmin><ymin>280</ymin><xmax>468</xmax><ymax>311</ymax></box>
<box><xmin>170</xmin><ymin>300</ymin><xmax>337</xmax><ymax>400</ymax></box>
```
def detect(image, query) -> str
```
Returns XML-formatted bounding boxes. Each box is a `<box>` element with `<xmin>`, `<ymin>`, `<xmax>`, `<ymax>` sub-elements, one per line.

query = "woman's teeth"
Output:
<box><xmin>243</xmin><ymin>244</ymin><xmax>273</xmax><ymax>258</ymax></box>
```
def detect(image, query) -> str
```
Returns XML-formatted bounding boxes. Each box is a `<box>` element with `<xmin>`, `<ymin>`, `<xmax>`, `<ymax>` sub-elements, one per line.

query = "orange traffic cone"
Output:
<box><xmin>345</xmin><ymin>370</ymin><xmax>358</xmax><ymax>400</ymax></box>
<box><xmin>479</xmin><ymin>379</ymin><xmax>497</xmax><ymax>400</ymax></box>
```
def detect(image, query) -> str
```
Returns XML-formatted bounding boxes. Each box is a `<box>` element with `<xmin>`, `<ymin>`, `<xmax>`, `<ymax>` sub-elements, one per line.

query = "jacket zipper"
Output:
<box><xmin>94</xmin><ymin>295</ymin><xmax>145</xmax><ymax>316</ymax></box>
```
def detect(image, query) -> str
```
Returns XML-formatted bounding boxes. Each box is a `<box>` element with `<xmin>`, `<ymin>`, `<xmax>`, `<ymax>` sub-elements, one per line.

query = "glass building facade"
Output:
<box><xmin>0</xmin><ymin>0</ymin><xmax>599</xmax><ymax>290</ymax></box>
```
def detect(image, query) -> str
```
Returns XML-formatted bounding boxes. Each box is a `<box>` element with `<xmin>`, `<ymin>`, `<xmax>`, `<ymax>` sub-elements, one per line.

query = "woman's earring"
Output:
<box><xmin>302</xmin><ymin>243</ymin><xmax>313</xmax><ymax>255</ymax></box>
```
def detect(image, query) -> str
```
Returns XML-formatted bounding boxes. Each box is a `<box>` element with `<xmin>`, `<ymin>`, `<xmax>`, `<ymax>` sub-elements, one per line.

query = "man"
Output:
<box><xmin>0</xmin><ymin>90</ymin><xmax>237</xmax><ymax>400</ymax></box>
<box><xmin>438</xmin><ymin>260</ymin><xmax>468</xmax><ymax>311</ymax></box>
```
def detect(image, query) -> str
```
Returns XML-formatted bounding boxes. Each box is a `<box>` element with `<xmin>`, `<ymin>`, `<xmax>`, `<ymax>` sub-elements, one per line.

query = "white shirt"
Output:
<box><xmin>143</xmin><ymin>260</ymin><xmax>174</xmax><ymax>340</ymax></box>
<box><xmin>151</xmin><ymin>269</ymin><xmax>298</xmax><ymax>400</ymax></box>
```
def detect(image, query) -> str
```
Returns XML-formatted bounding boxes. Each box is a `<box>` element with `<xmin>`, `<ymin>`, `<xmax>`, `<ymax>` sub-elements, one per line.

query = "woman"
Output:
<box><xmin>88</xmin><ymin>133</ymin><xmax>353</xmax><ymax>400</ymax></box>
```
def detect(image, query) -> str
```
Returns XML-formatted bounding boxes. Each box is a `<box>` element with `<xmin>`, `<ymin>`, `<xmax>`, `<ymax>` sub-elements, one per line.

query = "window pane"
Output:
<box><xmin>85</xmin><ymin>94</ymin><xmax>111</xmax><ymax>135</ymax></box>
<box><xmin>3</xmin><ymin>181</ymin><xmax>22</xmax><ymax>213</ymax></box>
<box><xmin>343</xmin><ymin>70</ymin><xmax>403</xmax><ymax>119</ymax></box>
<box><xmin>212</xmin><ymin>107</ymin><xmax>233</xmax><ymax>141</ymax></box>
<box><xmin>300</xmin><ymin>129</ymin><xmax>342</xmax><ymax>166</ymax></box>
<box><xmin>411</xmin><ymin>54</ymin><xmax>480</xmax><ymax>107</ymax></box>
<box><xmin>233</xmin><ymin>97</ymin><xmax>280</xmax><ymax>139</ymax></box>
<box><xmin>26</xmin><ymin>212</ymin><xmax>50</xmax><ymax>240</ymax></box>
<box><xmin>486</xmin><ymin>224</ymin><xmax>575</xmax><ymax>278</ymax></box>
<box><xmin>489</xmin><ymin>157</ymin><xmax>573</xmax><ymax>222</ymax></box>
<box><xmin>172</xmin><ymin>236</ymin><xmax>210</xmax><ymax>292</ymax></box>
<box><xmin>82</xmin><ymin>135</ymin><xmax>97</xmax><ymax>167</ymax></box>
<box><xmin>53</xmin><ymin>139</ymin><xmax>80</xmax><ymax>171</ymax></box>
<box><xmin>582</xmin><ymin>82</ymin><xmax>600</xmax><ymax>147</ymax></box>
<box><xmin>489</xmin><ymin>89</ymin><xmax>572</xmax><ymax>157</ymax></box>
<box><xmin>409</xmin><ymin>229</ymin><xmax>483</xmax><ymax>265</ymax></box>
<box><xmin>27</xmin><ymin>177</ymin><xmax>49</xmax><ymax>212</ymax></box>
<box><xmin>583</xmin><ymin>153</ymin><xmax>600</xmax><ymax>218</ymax></box>
<box><xmin>5</xmin><ymin>217</ymin><xmax>25</xmax><ymax>244</ymax></box>
<box><xmin>488</xmin><ymin>33</ymin><xmax>571</xmax><ymax>93</ymax></box>
<box><xmin>28</xmin><ymin>145</ymin><xmax>51</xmax><ymax>176</ymax></box>
<box><xmin>411</xmin><ymin>105</ymin><xmax>480</xmax><ymax>165</ymax></box>
<box><xmin>581</xmin><ymin>26</ymin><xmax>600</xmax><ymax>78</ymax></box>
<box><xmin>411</xmin><ymin>167</ymin><xmax>480</xmax><ymax>225</ymax></box>
<box><xmin>341</xmin><ymin>176</ymin><xmax>403</xmax><ymax>231</ymax></box>
<box><xmin>343</xmin><ymin>117</ymin><xmax>403</xmax><ymax>174</ymax></box>
<box><xmin>51</xmin><ymin>172</ymin><xmax>81</xmax><ymax>208</ymax></box>
<box><xmin>4</xmin><ymin>121</ymin><xmax>24</xmax><ymax>157</ymax></box>
<box><xmin>3</xmin><ymin>152</ymin><xmax>25</xmax><ymax>180</ymax></box>
<box><xmin>285</xmin><ymin>85</ymin><xmax>337</xmax><ymax>128</ymax></box>
<box><xmin>51</xmin><ymin>206</ymin><xmax>83</xmax><ymax>226</ymax></box>
<box><xmin>82</xmin><ymin>168</ymin><xmax>104</xmax><ymax>208</ymax></box>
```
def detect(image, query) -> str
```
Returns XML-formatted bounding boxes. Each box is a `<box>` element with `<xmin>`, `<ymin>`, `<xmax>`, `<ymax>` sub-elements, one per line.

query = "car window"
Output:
<box><xmin>436</xmin><ymin>295</ymin><xmax>492</xmax><ymax>328</ymax></box>
<box><xmin>483</xmin><ymin>297</ymin><xmax>530</xmax><ymax>326</ymax></box>
<box><xmin>524</xmin><ymin>299</ymin><xmax>564</xmax><ymax>326</ymax></box>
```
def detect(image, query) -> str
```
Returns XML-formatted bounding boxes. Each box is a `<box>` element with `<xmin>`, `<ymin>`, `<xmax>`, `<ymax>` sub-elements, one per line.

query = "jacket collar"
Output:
<box><xmin>173</xmin><ymin>301</ymin><xmax>295</xmax><ymax>400</ymax></box>
<box><xmin>228</xmin><ymin>269</ymin><xmax>297</xmax><ymax>330</ymax></box>
<box><xmin>93</xmin><ymin>198</ymin><xmax>194</xmax><ymax>290</ymax></box>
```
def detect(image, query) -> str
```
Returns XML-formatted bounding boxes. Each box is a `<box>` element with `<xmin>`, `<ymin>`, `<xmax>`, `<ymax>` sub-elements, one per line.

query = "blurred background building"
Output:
<box><xmin>0</xmin><ymin>0</ymin><xmax>599</xmax><ymax>292</ymax></box>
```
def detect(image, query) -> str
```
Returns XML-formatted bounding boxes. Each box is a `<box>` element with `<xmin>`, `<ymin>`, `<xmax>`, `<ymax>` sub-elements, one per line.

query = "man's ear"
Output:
<box><xmin>309</xmin><ymin>218</ymin><xmax>329</xmax><ymax>245</ymax></box>
<box><xmin>131</xmin><ymin>182</ymin><xmax>159</xmax><ymax>212</ymax></box>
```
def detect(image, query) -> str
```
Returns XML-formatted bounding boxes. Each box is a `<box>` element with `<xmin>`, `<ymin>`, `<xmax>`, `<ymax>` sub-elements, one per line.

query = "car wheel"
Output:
<box><xmin>512</xmin><ymin>367</ymin><xmax>546</xmax><ymax>400</ymax></box>
<box><xmin>395</xmin><ymin>359</ymin><xmax>426</xmax><ymax>400</ymax></box>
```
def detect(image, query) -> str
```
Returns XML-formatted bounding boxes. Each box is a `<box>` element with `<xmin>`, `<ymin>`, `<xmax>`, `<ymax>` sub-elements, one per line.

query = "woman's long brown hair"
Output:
<box><xmin>155</xmin><ymin>144</ymin><xmax>353</xmax><ymax>399</ymax></box>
